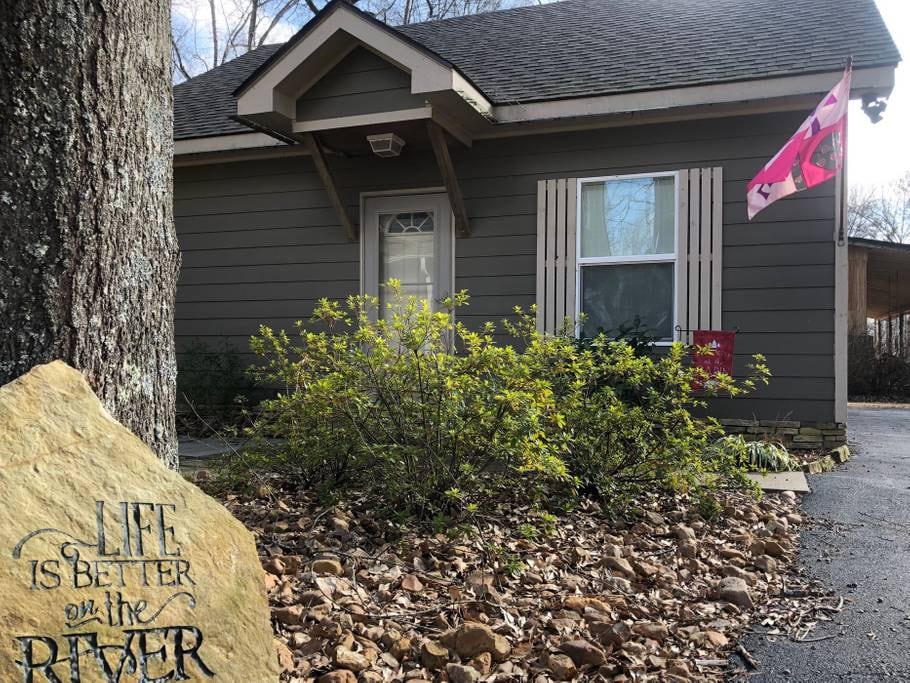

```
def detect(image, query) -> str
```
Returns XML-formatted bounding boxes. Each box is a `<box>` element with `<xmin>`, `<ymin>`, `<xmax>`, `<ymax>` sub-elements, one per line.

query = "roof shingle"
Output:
<box><xmin>174</xmin><ymin>0</ymin><xmax>900</xmax><ymax>140</ymax></box>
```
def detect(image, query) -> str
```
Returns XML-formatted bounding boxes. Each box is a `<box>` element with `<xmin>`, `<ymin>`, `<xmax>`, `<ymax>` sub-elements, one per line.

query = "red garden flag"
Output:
<box><xmin>692</xmin><ymin>330</ymin><xmax>736</xmax><ymax>389</ymax></box>
<box><xmin>747</xmin><ymin>67</ymin><xmax>851</xmax><ymax>220</ymax></box>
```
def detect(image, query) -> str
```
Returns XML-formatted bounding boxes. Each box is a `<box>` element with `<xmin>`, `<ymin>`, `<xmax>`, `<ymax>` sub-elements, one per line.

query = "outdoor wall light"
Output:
<box><xmin>367</xmin><ymin>133</ymin><xmax>405</xmax><ymax>157</ymax></box>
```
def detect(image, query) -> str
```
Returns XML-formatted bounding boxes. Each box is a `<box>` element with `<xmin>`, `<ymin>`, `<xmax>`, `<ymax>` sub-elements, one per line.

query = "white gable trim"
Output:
<box><xmin>236</xmin><ymin>2</ymin><xmax>492</xmax><ymax>125</ymax></box>
<box><xmin>495</xmin><ymin>66</ymin><xmax>895</xmax><ymax>124</ymax></box>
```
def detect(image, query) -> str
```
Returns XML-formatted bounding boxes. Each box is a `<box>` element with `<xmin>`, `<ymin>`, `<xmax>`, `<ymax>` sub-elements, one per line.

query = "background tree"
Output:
<box><xmin>0</xmin><ymin>2</ymin><xmax>180</xmax><ymax>467</ymax></box>
<box><xmin>848</xmin><ymin>171</ymin><xmax>910</xmax><ymax>243</ymax></box>
<box><xmin>172</xmin><ymin>0</ymin><xmax>521</xmax><ymax>81</ymax></box>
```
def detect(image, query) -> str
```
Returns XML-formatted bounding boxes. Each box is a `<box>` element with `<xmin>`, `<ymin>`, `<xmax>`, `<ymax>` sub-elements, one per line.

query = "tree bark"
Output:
<box><xmin>0</xmin><ymin>0</ymin><xmax>180</xmax><ymax>467</ymax></box>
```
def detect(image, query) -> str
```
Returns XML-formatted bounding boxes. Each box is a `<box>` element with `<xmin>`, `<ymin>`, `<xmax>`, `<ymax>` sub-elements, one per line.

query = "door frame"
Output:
<box><xmin>360</xmin><ymin>188</ymin><xmax>455</xmax><ymax>314</ymax></box>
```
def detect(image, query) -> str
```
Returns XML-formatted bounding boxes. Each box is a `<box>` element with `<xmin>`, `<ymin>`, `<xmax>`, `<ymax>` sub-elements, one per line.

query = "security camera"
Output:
<box><xmin>861</xmin><ymin>93</ymin><xmax>888</xmax><ymax>124</ymax></box>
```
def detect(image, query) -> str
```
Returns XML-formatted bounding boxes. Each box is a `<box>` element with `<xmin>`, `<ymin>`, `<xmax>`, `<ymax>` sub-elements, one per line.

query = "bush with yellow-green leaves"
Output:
<box><xmin>234</xmin><ymin>281</ymin><xmax>769</xmax><ymax>518</ymax></box>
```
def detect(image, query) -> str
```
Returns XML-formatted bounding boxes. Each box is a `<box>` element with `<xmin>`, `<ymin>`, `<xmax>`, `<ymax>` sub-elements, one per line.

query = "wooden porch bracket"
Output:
<box><xmin>301</xmin><ymin>132</ymin><xmax>357</xmax><ymax>241</ymax></box>
<box><xmin>426</xmin><ymin>121</ymin><xmax>470</xmax><ymax>238</ymax></box>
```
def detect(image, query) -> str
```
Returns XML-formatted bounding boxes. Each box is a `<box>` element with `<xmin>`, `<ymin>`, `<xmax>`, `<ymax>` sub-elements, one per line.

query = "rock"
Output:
<box><xmin>546</xmin><ymin>652</ymin><xmax>577</xmax><ymax>680</ymax></box>
<box><xmin>317</xmin><ymin>671</ymin><xmax>358</xmax><ymax>683</ymax></box>
<box><xmin>754</xmin><ymin>556</ymin><xmax>778</xmax><ymax>573</ymax></box>
<box><xmin>679</xmin><ymin>542</ymin><xmax>697</xmax><ymax>559</ymax></box>
<box><xmin>600</xmin><ymin>556</ymin><xmax>636</xmax><ymax>579</ymax></box>
<box><xmin>334</xmin><ymin>647</ymin><xmax>370</xmax><ymax>673</ymax></box>
<box><xmin>446</xmin><ymin>663</ymin><xmax>481</xmax><ymax>683</ymax></box>
<box><xmin>265</xmin><ymin>556</ymin><xmax>286</xmax><ymax>575</ymax></box>
<box><xmin>401</xmin><ymin>573</ymin><xmax>424</xmax><ymax>592</ymax></box>
<box><xmin>706</xmin><ymin>630</ymin><xmax>729</xmax><ymax>647</ymax></box>
<box><xmin>673</xmin><ymin>524</ymin><xmax>697</xmax><ymax>541</ymax></box>
<box><xmin>559</xmin><ymin>639</ymin><xmax>607</xmax><ymax>666</ymax></box>
<box><xmin>0</xmin><ymin>362</ymin><xmax>278</xmax><ymax>681</ymax></box>
<box><xmin>632</xmin><ymin>622</ymin><xmax>668</xmax><ymax>640</ymax></box>
<box><xmin>275</xmin><ymin>604</ymin><xmax>305</xmax><ymax>625</ymax></box>
<box><xmin>603</xmin><ymin>543</ymin><xmax>623</xmax><ymax>558</ymax></box>
<box><xmin>470</xmin><ymin>652</ymin><xmax>492</xmax><ymax>674</ymax></box>
<box><xmin>420</xmin><ymin>640</ymin><xmax>449</xmax><ymax>670</ymax></box>
<box><xmin>591</xmin><ymin>621</ymin><xmax>631</xmax><ymax>648</ymax></box>
<box><xmin>390</xmin><ymin>636</ymin><xmax>413</xmax><ymax>661</ymax></box>
<box><xmin>764</xmin><ymin>540</ymin><xmax>787</xmax><ymax>557</ymax></box>
<box><xmin>454</xmin><ymin>622</ymin><xmax>511</xmax><ymax>662</ymax></box>
<box><xmin>276</xmin><ymin>639</ymin><xmax>295</xmax><ymax>672</ymax></box>
<box><xmin>314</xmin><ymin>558</ymin><xmax>344</xmax><ymax>575</ymax></box>
<box><xmin>643</xmin><ymin>511</ymin><xmax>666</xmax><ymax>526</ymax></box>
<box><xmin>563</xmin><ymin>595</ymin><xmax>587</xmax><ymax>612</ymax></box>
<box><xmin>716</xmin><ymin>576</ymin><xmax>754</xmax><ymax>609</ymax></box>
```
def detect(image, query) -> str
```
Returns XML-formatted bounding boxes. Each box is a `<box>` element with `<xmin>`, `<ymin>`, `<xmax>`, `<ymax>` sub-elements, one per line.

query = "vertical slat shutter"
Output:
<box><xmin>536</xmin><ymin>170</ymin><xmax>722</xmax><ymax>340</ymax></box>
<box><xmin>536</xmin><ymin>178</ymin><xmax>577</xmax><ymax>334</ymax></box>
<box><xmin>676</xmin><ymin>167</ymin><xmax>724</xmax><ymax>342</ymax></box>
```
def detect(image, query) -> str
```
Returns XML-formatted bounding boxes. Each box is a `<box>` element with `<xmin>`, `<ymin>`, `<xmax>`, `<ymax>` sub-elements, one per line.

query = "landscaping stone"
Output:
<box><xmin>446</xmin><ymin>662</ymin><xmax>481</xmax><ymax>683</ymax></box>
<box><xmin>313</xmin><ymin>558</ymin><xmax>344</xmax><ymax>575</ymax></box>
<box><xmin>454</xmin><ymin>622</ymin><xmax>511</xmax><ymax>661</ymax></box>
<box><xmin>317</xmin><ymin>671</ymin><xmax>357</xmax><ymax>683</ymax></box>
<box><xmin>420</xmin><ymin>639</ymin><xmax>449</xmax><ymax>669</ymax></box>
<box><xmin>559</xmin><ymin>639</ymin><xmax>607</xmax><ymax>666</ymax></box>
<box><xmin>0</xmin><ymin>362</ymin><xmax>278</xmax><ymax>682</ymax></box>
<box><xmin>546</xmin><ymin>652</ymin><xmax>578</xmax><ymax>680</ymax></box>
<box><xmin>831</xmin><ymin>445</ymin><xmax>851</xmax><ymax>464</ymax></box>
<box><xmin>716</xmin><ymin>576</ymin><xmax>754</xmax><ymax>608</ymax></box>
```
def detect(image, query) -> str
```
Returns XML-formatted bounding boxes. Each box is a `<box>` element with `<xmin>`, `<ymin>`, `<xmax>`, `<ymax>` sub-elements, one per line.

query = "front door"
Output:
<box><xmin>362</xmin><ymin>193</ymin><xmax>453</xmax><ymax>318</ymax></box>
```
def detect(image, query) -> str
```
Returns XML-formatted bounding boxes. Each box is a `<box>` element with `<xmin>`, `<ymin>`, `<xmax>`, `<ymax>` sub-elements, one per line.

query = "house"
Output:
<box><xmin>173</xmin><ymin>0</ymin><xmax>900</xmax><ymax>448</ymax></box>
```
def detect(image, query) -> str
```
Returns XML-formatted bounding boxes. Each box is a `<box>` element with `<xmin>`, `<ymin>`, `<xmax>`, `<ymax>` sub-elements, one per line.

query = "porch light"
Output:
<box><xmin>367</xmin><ymin>133</ymin><xmax>405</xmax><ymax>157</ymax></box>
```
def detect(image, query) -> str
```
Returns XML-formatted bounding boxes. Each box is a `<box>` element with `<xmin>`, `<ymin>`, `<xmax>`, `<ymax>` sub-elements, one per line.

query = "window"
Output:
<box><xmin>577</xmin><ymin>172</ymin><xmax>677</xmax><ymax>341</ymax></box>
<box><xmin>362</xmin><ymin>193</ymin><xmax>453</xmax><ymax>319</ymax></box>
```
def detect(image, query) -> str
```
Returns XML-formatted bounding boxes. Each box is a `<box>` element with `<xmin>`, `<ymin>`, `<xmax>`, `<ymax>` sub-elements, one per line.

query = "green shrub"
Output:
<box><xmin>236</xmin><ymin>283</ymin><xmax>769</xmax><ymax>518</ymax></box>
<box><xmin>508</xmin><ymin>312</ymin><xmax>769</xmax><ymax>500</ymax></box>
<box><xmin>243</xmin><ymin>282</ymin><xmax>567</xmax><ymax>517</ymax></box>
<box><xmin>706</xmin><ymin>435</ymin><xmax>796</xmax><ymax>472</ymax></box>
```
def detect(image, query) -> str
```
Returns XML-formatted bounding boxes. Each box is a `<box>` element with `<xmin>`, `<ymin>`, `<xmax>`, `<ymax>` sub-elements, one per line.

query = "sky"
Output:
<box><xmin>849</xmin><ymin>0</ymin><xmax>908</xmax><ymax>190</ymax></box>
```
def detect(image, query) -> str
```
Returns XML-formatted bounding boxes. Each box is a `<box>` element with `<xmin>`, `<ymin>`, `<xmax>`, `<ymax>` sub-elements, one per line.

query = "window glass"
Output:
<box><xmin>580</xmin><ymin>176</ymin><xmax>675</xmax><ymax>258</ymax></box>
<box><xmin>580</xmin><ymin>262</ymin><xmax>674</xmax><ymax>341</ymax></box>
<box><xmin>379</xmin><ymin>212</ymin><xmax>435</xmax><ymax>315</ymax></box>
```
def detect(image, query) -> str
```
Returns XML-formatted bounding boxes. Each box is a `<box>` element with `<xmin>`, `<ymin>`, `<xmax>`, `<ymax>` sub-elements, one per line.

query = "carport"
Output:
<box><xmin>849</xmin><ymin>237</ymin><xmax>910</xmax><ymax>354</ymax></box>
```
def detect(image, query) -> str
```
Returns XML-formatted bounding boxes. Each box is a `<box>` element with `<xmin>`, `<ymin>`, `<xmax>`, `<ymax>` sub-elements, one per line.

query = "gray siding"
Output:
<box><xmin>295</xmin><ymin>47</ymin><xmax>425</xmax><ymax>121</ymax></box>
<box><xmin>175</xmin><ymin>110</ymin><xmax>837</xmax><ymax>422</ymax></box>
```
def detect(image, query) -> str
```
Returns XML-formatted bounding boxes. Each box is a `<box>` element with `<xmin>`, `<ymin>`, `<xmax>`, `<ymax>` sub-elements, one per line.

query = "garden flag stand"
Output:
<box><xmin>692</xmin><ymin>330</ymin><xmax>736</xmax><ymax>389</ymax></box>
<box><xmin>747</xmin><ymin>62</ymin><xmax>852</xmax><ymax>220</ymax></box>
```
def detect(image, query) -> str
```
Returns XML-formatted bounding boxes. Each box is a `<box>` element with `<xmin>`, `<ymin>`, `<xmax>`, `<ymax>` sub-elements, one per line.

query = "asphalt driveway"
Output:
<box><xmin>737</xmin><ymin>405</ymin><xmax>910</xmax><ymax>681</ymax></box>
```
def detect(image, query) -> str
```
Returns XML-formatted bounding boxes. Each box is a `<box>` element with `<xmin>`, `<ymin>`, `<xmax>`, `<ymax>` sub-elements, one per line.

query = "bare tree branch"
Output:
<box><xmin>171</xmin><ymin>34</ymin><xmax>193</xmax><ymax>81</ymax></box>
<box><xmin>208</xmin><ymin>0</ymin><xmax>219</xmax><ymax>70</ymax></box>
<box><xmin>849</xmin><ymin>171</ymin><xmax>910</xmax><ymax>244</ymax></box>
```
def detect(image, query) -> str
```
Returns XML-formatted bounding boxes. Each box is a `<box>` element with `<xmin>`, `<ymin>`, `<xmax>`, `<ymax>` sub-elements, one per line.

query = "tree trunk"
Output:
<box><xmin>0</xmin><ymin>1</ymin><xmax>180</xmax><ymax>467</ymax></box>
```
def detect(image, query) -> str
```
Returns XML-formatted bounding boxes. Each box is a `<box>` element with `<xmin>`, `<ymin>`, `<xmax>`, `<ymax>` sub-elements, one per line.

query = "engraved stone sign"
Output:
<box><xmin>0</xmin><ymin>362</ymin><xmax>279</xmax><ymax>682</ymax></box>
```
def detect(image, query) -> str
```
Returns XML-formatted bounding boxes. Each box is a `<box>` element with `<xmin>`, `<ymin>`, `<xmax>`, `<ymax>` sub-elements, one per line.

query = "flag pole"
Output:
<box><xmin>837</xmin><ymin>56</ymin><xmax>853</xmax><ymax>247</ymax></box>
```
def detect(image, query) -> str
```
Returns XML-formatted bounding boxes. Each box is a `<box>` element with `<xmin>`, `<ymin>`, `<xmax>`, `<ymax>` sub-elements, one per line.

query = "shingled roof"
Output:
<box><xmin>174</xmin><ymin>0</ymin><xmax>900</xmax><ymax>140</ymax></box>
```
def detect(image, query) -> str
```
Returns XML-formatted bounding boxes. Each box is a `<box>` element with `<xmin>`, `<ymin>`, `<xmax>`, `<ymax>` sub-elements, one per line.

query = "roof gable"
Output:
<box><xmin>233</xmin><ymin>0</ymin><xmax>492</xmax><ymax>139</ymax></box>
<box><xmin>295</xmin><ymin>46</ymin><xmax>426</xmax><ymax>121</ymax></box>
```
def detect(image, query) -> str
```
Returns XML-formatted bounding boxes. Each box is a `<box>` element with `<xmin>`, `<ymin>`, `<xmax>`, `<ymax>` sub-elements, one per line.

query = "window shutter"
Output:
<box><xmin>676</xmin><ymin>167</ymin><xmax>723</xmax><ymax>343</ymax></box>
<box><xmin>536</xmin><ymin>178</ymin><xmax>577</xmax><ymax>334</ymax></box>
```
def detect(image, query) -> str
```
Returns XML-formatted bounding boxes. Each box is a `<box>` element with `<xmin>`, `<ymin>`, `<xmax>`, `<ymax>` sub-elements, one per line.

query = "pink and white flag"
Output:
<box><xmin>747</xmin><ymin>68</ymin><xmax>851</xmax><ymax>220</ymax></box>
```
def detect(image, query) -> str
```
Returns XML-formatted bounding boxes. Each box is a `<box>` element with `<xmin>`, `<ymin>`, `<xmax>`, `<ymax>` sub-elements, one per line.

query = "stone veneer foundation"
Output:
<box><xmin>718</xmin><ymin>419</ymin><xmax>847</xmax><ymax>451</ymax></box>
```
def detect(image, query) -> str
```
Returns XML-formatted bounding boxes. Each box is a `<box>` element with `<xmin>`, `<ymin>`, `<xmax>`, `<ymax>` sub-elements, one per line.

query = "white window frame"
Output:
<box><xmin>574</xmin><ymin>170</ymin><xmax>679</xmax><ymax>345</ymax></box>
<box><xmin>360</xmin><ymin>188</ymin><xmax>455</xmax><ymax>317</ymax></box>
